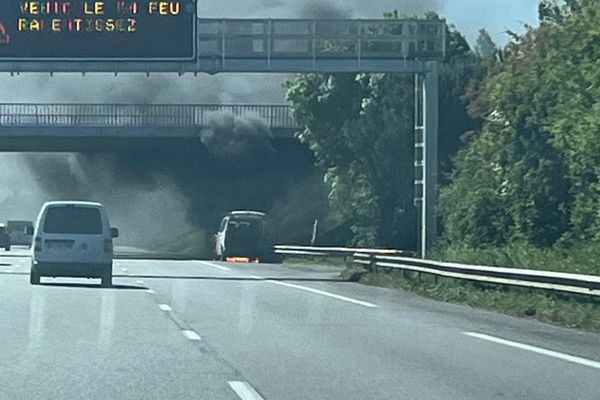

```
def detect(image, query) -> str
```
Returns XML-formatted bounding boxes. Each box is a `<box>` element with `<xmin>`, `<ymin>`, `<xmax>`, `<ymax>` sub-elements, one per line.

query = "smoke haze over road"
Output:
<box><xmin>0</xmin><ymin>0</ymin><xmax>538</xmax><ymax>253</ymax></box>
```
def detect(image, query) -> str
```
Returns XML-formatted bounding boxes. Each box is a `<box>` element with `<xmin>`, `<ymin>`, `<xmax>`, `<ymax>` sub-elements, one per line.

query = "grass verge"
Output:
<box><xmin>341</xmin><ymin>267</ymin><xmax>600</xmax><ymax>332</ymax></box>
<box><xmin>431</xmin><ymin>241</ymin><xmax>600</xmax><ymax>275</ymax></box>
<box><xmin>282</xmin><ymin>256</ymin><xmax>351</xmax><ymax>268</ymax></box>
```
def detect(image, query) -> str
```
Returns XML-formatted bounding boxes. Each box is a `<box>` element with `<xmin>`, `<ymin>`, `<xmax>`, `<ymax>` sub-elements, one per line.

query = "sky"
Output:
<box><xmin>442</xmin><ymin>0</ymin><xmax>541</xmax><ymax>45</ymax></box>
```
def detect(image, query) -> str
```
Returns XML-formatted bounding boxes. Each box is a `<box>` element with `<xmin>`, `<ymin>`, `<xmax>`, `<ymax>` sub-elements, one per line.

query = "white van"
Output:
<box><xmin>29</xmin><ymin>201</ymin><xmax>119</xmax><ymax>287</ymax></box>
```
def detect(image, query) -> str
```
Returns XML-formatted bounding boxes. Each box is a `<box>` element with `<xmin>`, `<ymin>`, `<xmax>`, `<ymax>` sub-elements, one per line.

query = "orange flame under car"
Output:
<box><xmin>0</xmin><ymin>22</ymin><xmax>10</xmax><ymax>45</ymax></box>
<box><xmin>226</xmin><ymin>257</ymin><xmax>260</xmax><ymax>264</ymax></box>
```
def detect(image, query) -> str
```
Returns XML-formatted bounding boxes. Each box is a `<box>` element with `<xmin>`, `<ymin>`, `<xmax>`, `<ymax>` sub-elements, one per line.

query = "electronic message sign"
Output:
<box><xmin>0</xmin><ymin>1</ymin><xmax>196</xmax><ymax>60</ymax></box>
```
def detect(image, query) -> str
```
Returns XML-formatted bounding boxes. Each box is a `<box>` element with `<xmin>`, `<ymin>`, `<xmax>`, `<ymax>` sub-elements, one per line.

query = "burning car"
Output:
<box><xmin>214</xmin><ymin>211</ymin><xmax>277</xmax><ymax>263</ymax></box>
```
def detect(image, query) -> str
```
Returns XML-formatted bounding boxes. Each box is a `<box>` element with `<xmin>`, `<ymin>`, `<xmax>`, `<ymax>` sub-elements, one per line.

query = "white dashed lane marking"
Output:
<box><xmin>464</xmin><ymin>332</ymin><xmax>600</xmax><ymax>370</ymax></box>
<box><xmin>228</xmin><ymin>381</ymin><xmax>265</xmax><ymax>400</ymax></box>
<box><xmin>265</xmin><ymin>279</ymin><xmax>378</xmax><ymax>308</ymax></box>
<box><xmin>158</xmin><ymin>304</ymin><xmax>172</xmax><ymax>312</ymax></box>
<box><xmin>181</xmin><ymin>330</ymin><xmax>202</xmax><ymax>341</ymax></box>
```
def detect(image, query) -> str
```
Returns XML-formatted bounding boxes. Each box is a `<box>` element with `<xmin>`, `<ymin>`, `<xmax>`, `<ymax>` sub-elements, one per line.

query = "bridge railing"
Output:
<box><xmin>0</xmin><ymin>103</ymin><xmax>299</xmax><ymax>129</ymax></box>
<box><xmin>198</xmin><ymin>19</ymin><xmax>446</xmax><ymax>61</ymax></box>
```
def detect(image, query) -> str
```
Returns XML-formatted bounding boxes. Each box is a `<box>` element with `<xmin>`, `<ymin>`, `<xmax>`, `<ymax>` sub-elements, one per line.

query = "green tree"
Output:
<box><xmin>439</xmin><ymin>26</ymin><xmax>486</xmax><ymax>181</ymax></box>
<box><xmin>441</xmin><ymin>1</ymin><xmax>600</xmax><ymax>249</ymax></box>
<box><xmin>538</xmin><ymin>0</ymin><xmax>582</xmax><ymax>24</ymax></box>
<box><xmin>286</xmin><ymin>72</ymin><xmax>415</xmax><ymax>247</ymax></box>
<box><xmin>287</xmin><ymin>15</ymin><xmax>481</xmax><ymax>248</ymax></box>
<box><xmin>474</xmin><ymin>29</ymin><xmax>497</xmax><ymax>61</ymax></box>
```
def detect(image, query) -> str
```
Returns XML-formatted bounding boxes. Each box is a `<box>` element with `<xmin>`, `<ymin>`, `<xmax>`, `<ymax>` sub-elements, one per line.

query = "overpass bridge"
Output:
<box><xmin>0</xmin><ymin>103</ymin><xmax>300</xmax><ymax>151</ymax></box>
<box><xmin>0</xmin><ymin>19</ymin><xmax>446</xmax><ymax>75</ymax></box>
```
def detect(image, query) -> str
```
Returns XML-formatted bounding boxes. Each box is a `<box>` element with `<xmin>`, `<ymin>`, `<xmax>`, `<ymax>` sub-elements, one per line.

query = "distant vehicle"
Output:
<box><xmin>214</xmin><ymin>211</ymin><xmax>276</xmax><ymax>262</ymax></box>
<box><xmin>29</xmin><ymin>201</ymin><xmax>119</xmax><ymax>286</ymax></box>
<box><xmin>0</xmin><ymin>224</ymin><xmax>10</xmax><ymax>251</ymax></box>
<box><xmin>6</xmin><ymin>221</ymin><xmax>33</xmax><ymax>247</ymax></box>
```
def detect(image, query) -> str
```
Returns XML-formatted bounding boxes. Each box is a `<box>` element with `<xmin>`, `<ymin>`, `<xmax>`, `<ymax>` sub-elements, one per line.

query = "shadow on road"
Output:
<box><xmin>112</xmin><ymin>274</ymin><xmax>352</xmax><ymax>283</ymax></box>
<box><xmin>0</xmin><ymin>263</ymin><xmax>11</xmax><ymax>266</ymax></box>
<box><xmin>0</xmin><ymin>271</ymin><xmax>353</xmax><ymax>284</ymax></box>
<box><xmin>39</xmin><ymin>282</ymin><xmax>148</xmax><ymax>290</ymax></box>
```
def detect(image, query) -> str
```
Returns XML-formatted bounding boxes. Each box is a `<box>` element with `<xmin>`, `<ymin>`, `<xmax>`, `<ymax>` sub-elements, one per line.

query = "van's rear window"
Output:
<box><xmin>43</xmin><ymin>207</ymin><xmax>102</xmax><ymax>234</ymax></box>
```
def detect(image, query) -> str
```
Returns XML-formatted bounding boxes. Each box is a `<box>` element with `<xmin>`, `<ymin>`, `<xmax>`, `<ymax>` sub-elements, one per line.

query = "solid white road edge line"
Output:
<box><xmin>464</xmin><ymin>332</ymin><xmax>600</xmax><ymax>370</ymax></box>
<box><xmin>267</xmin><ymin>280</ymin><xmax>378</xmax><ymax>308</ymax></box>
<box><xmin>181</xmin><ymin>330</ymin><xmax>202</xmax><ymax>341</ymax></box>
<box><xmin>228</xmin><ymin>381</ymin><xmax>265</xmax><ymax>400</ymax></box>
<box><xmin>200</xmin><ymin>261</ymin><xmax>231</xmax><ymax>271</ymax></box>
<box><xmin>158</xmin><ymin>304</ymin><xmax>172</xmax><ymax>311</ymax></box>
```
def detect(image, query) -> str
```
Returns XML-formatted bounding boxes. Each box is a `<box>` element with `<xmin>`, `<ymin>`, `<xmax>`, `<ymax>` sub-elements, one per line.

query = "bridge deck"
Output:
<box><xmin>0</xmin><ymin>103</ymin><xmax>298</xmax><ymax>130</ymax></box>
<box><xmin>0</xmin><ymin>104</ymin><xmax>300</xmax><ymax>151</ymax></box>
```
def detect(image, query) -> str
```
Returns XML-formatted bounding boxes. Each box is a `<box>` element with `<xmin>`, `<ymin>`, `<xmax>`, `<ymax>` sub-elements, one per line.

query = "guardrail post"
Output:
<box><xmin>368</xmin><ymin>255</ymin><xmax>376</xmax><ymax>273</ymax></box>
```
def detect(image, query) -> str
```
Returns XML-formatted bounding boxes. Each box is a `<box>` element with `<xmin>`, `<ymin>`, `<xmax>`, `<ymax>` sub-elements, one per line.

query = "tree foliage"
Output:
<box><xmin>287</xmin><ymin>14</ymin><xmax>481</xmax><ymax>248</ymax></box>
<box><xmin>286</xmin><ymin>73</ymin><xmax>415</xmax><ymax>247</ymax></box>
<box><xmin>474</xmin><ymin>29</ymin><xmax>498</xmax><ymax>61</ymax></box>
<box><xmin>442</xmin><ymin>0</ymin><xmax>600</xmax><ymax>248</ymax></box>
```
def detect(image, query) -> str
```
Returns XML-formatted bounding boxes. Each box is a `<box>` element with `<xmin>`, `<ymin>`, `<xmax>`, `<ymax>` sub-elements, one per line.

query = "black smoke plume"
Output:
<box><xmin>200</xmin><ymin>112</ymin><xmax>275</xmax><ymax>166</ymax></box>
<box><xmin>297</xmin><ymin>0</ymin><xmax>351</xmax><ymax>19</ymax></box>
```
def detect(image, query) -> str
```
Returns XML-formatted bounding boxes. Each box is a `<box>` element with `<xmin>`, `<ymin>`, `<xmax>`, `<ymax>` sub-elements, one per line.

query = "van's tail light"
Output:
<box><xmin>34</xmin><ymin>237</ymin><xmax>42</xmax><ymax>252</ymax></box>
<box><xmin>104</xmin><ymin>239</ymin><xmax>113</xmax><ymax>253</ymax></box>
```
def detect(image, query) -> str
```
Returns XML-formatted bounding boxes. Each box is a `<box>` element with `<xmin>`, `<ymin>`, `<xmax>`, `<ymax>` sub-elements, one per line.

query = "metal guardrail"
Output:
<box><xmin>275</xmin><ymin>245</ymin><xmax>600</xmax><ymax>297</ymax></box>
<box><xmin>354</xmin><ymin>254</ymin><xmax>600</xmax><ymax>297</ymax></box>
<box><xmin>274</xmin><ymin>245</ymin><xmax>408</xmax><ymax>257</ymax></box>
<box><xmin>0</xmin><ymin>103</ymin><xmax>298</xmax><ymax>129</ymax></box>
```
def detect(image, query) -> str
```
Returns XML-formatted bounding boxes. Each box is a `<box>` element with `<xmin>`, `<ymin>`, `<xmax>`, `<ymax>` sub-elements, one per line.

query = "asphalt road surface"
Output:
<box><xmin>1</xmin><ymin>247</ymin><xmax>599</xmax><ymax>399</ymax></box>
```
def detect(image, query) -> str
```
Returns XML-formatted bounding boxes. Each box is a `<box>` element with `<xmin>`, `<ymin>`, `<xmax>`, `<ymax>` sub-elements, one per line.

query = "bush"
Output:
<box><xmin>432</xmin><ymin>241</ymin><xmax>600</xmax><ymax>275</ymax></box>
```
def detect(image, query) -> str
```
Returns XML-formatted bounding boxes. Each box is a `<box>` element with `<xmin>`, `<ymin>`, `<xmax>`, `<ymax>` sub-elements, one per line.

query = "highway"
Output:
<box><xmin>1</xmin><ymin>247</ymin><xmax>599</xmax><ymax>400</ymax></box>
